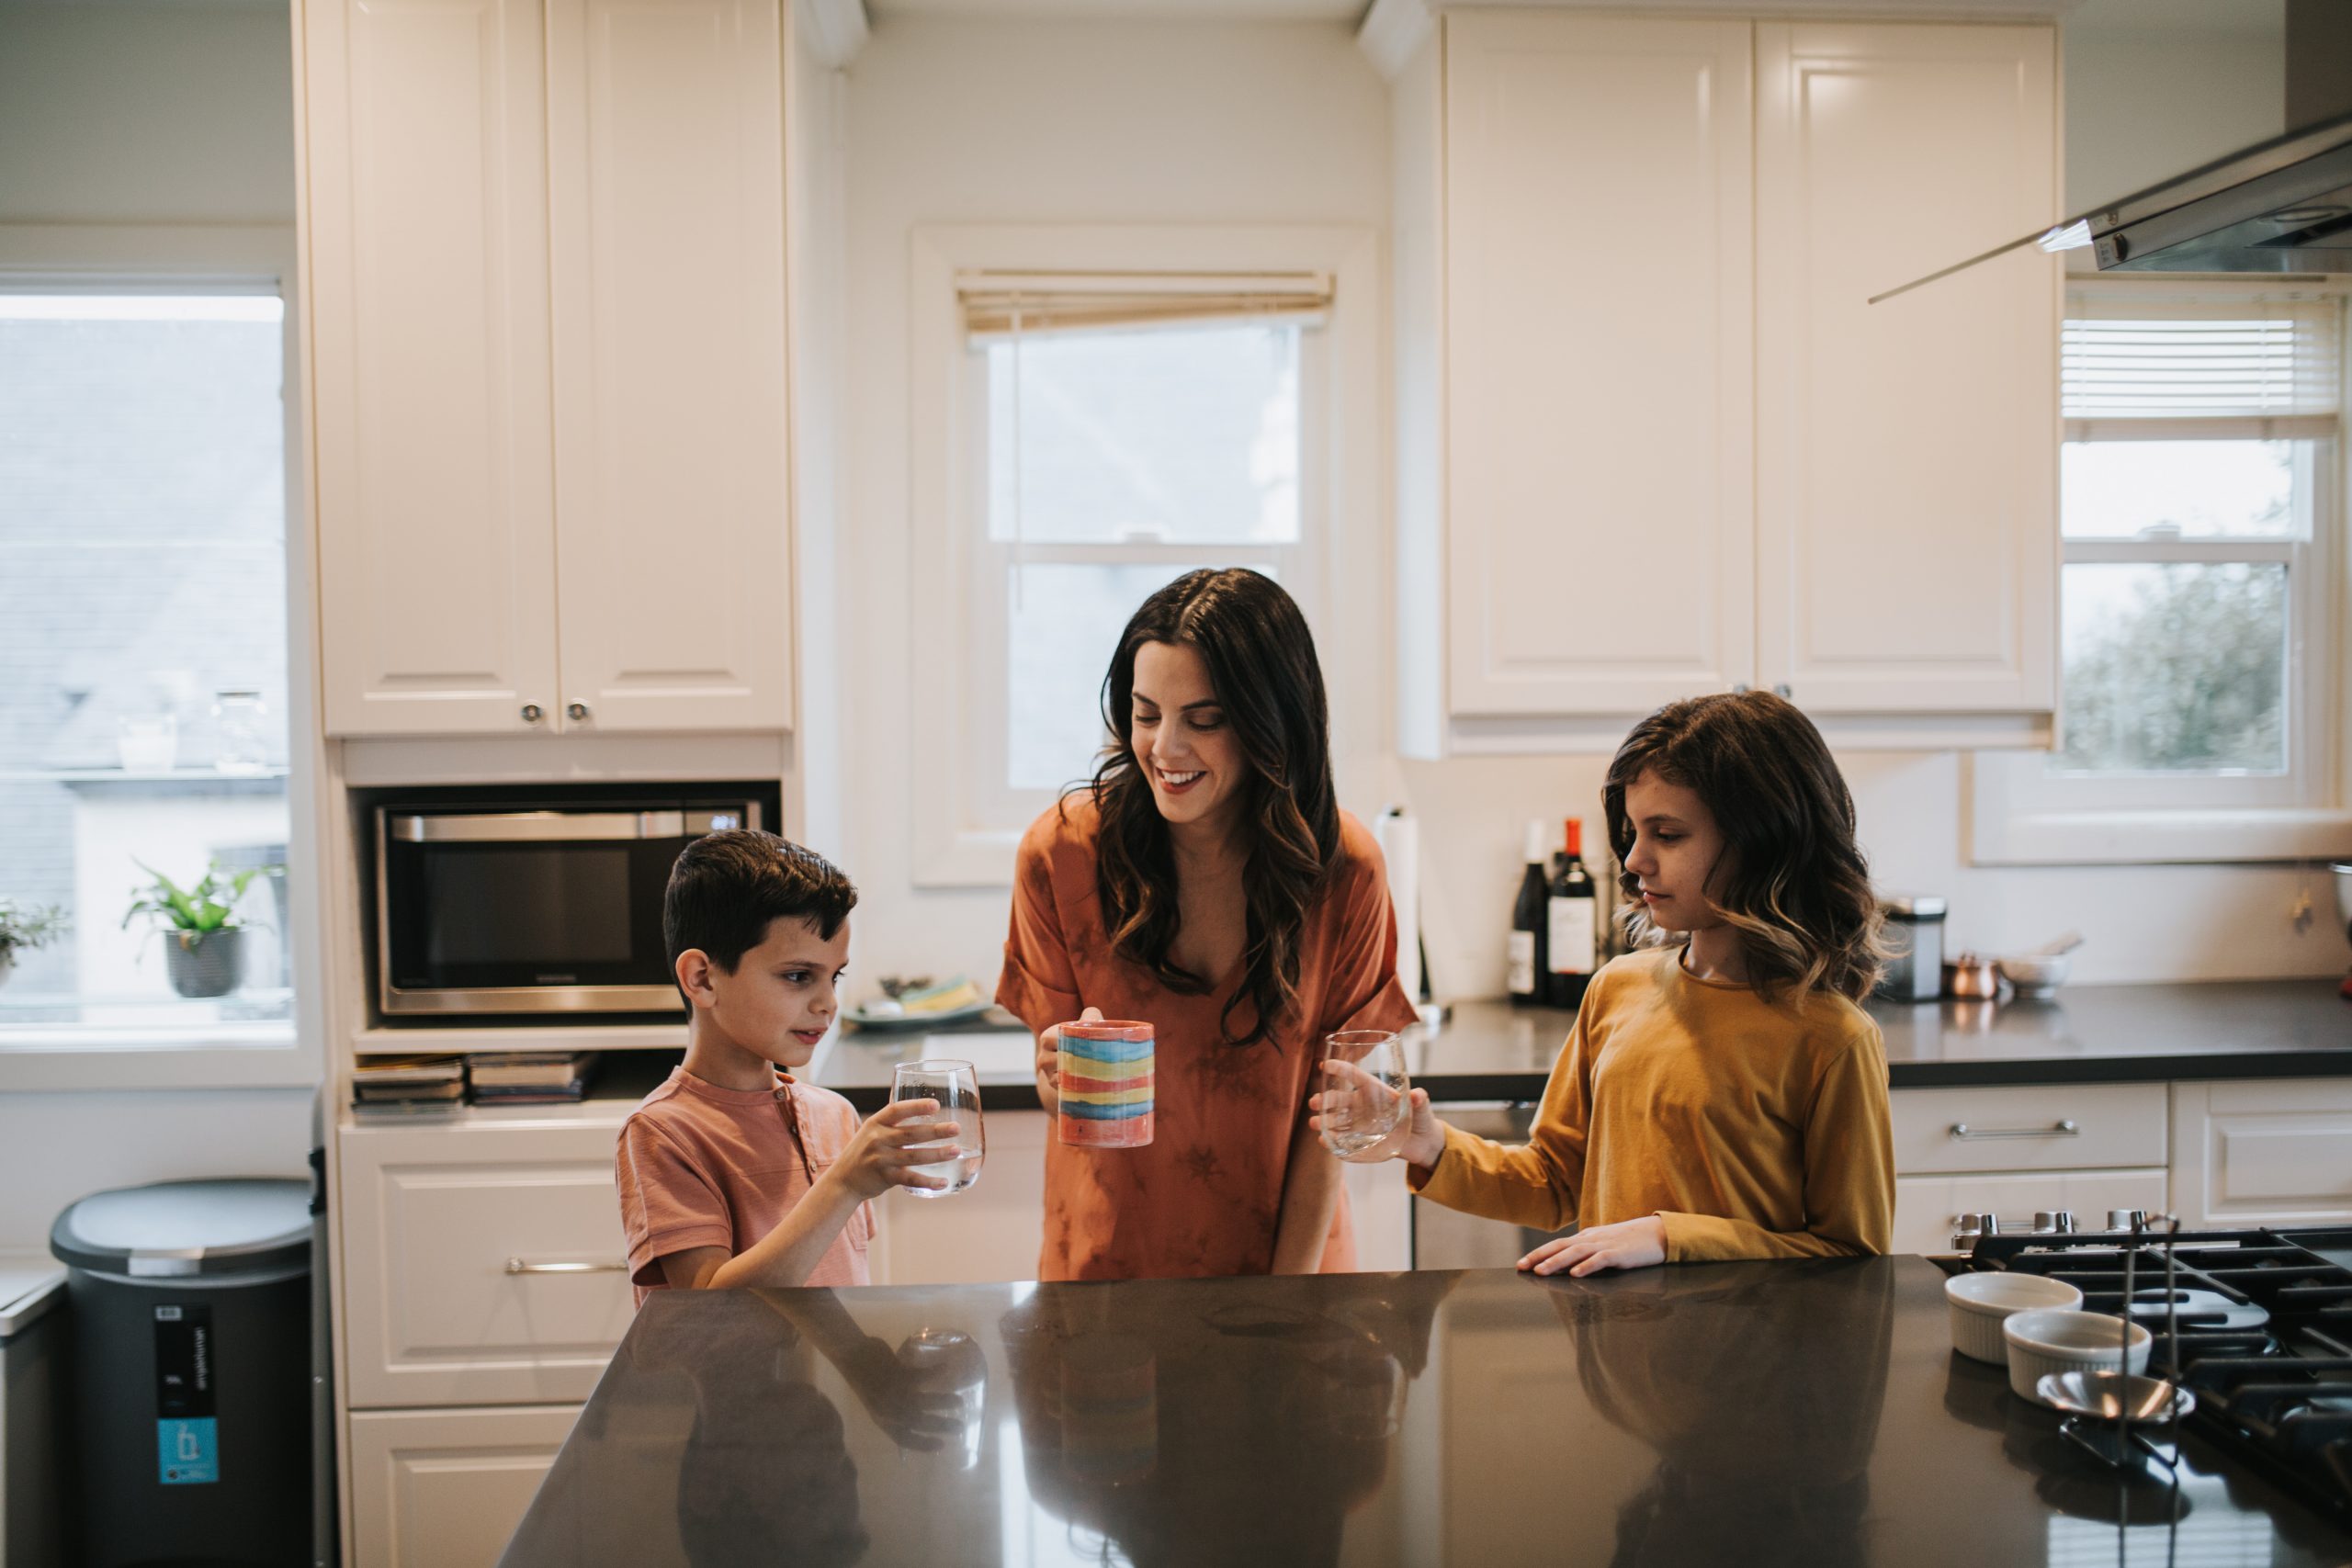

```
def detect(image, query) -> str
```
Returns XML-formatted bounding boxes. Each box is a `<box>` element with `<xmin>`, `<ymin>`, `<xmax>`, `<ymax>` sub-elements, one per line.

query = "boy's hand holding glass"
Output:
<box><xmin>831</xmin><ymin>1094</ymin><xmax>965</xmax><ymax>1201</ymax></box>
<box><xmin>887</xmin><ymin>1060</ymin><xmax>986</xmax><ymax>1196</ymax></box>
<box><xmin>1518</xmin><ymin>1215</ymin><xmax>1668</xmax><ymax>1277</ymax></box>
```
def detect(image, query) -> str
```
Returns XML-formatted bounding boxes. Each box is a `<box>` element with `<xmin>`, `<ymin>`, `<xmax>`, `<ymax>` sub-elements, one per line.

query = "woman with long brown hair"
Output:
<box><xmin>996</xmin><ymin>569</ymin><xmax>1417</xmax><ymax>1280</ymax></box>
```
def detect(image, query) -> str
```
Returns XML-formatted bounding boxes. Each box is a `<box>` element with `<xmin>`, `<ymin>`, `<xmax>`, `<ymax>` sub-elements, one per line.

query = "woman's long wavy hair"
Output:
<box><xmin>1079</xmin><ymin>569</ymin><xmax>1339</xmax><ymax>1046</ymax></box>
<box><xmin>1603</xmin><ymin>692</ymin><xmax>1887</xmax><ymax>1004</ymax></box>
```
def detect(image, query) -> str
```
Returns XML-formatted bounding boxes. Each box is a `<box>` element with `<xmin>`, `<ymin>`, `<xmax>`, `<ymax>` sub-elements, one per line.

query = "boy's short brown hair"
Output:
<box><xmin>662</xmin><ymin>830</ymin><xmax>856</xmax><ymax>1000</ymax></box>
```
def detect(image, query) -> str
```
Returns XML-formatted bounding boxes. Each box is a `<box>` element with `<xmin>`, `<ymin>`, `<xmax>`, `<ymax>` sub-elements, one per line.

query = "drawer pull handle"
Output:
<box><xmin>504</xmin><ymin>1258</ymin><xmax>628</xmax><ymax>1275</ymax></box>
<box><xmin>1949</xmin><ymin>1119</ymin><xmax>2079</xmax><ymax>1141</ymax></box>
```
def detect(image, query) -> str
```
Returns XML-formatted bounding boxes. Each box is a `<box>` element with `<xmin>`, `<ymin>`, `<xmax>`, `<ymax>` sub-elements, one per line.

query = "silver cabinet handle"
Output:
<box><xmin>1950</xmin><ymin>1119</ymin><xmax>2079</xmax><ymax>1141</ymax></box>
<box><xmin>566</xmin><ymin>701</ymin><xmax>591</xmax><ymax>722</ymax></box>
<box><xmin>520</xmin><ymin>703</ymin><xmax>544</xmax><ymax>723</ymax></box>
<box><xmin>504</xmin><ymin>1258</ymin><xmax>628</xmax><ymax>1275</ymax></box>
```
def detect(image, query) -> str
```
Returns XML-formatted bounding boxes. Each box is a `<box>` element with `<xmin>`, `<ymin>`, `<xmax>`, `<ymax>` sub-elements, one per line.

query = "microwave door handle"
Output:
<box><xmin>388</xmin><ymin>811</ymin><xmax>690</xmax><ymax>843</ymax></box>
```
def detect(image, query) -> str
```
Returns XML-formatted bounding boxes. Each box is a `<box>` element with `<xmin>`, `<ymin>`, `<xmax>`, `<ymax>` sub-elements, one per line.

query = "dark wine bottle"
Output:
<box><xmin>1544</xmin><ymin>817</ymin><xmax>1598</xmax><ymax>1010</ymax></box>
<box><xmin>1508</xmin><ymin>820</ymin><xmax>1549</xmax><ymax>1006</ymax></box>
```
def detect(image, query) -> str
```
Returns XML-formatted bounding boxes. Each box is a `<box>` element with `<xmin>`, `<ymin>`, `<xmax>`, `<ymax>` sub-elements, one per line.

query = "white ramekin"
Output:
<box><xmin>2003</xmin><ymin>1309</ymin><xmax>2151</xmax><ymax>1403</ymax></box>
<box><xmin>1944</xmin><ymin>1271</ymin><xmax>2085</xmax><ymax>1363</ymax></box>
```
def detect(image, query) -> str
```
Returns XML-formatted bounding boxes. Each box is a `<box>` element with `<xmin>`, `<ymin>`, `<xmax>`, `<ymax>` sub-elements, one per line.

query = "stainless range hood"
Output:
<box><xmin>1873</xmin><ymin>3</ymin><xmax>2352</xmax><ymax>305</ymax></box>
<box><xmin>2078</xmin><ymin>111</ymin><xmax>2352</xmax><ymax>276</ymax></box>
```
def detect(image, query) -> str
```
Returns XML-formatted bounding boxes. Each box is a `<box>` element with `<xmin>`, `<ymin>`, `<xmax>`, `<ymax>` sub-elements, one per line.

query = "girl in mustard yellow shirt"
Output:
<box><xmin>1317</xmin><ymin>690</ymin><xmax>1895</xmax><ymax>1276</ymax></box>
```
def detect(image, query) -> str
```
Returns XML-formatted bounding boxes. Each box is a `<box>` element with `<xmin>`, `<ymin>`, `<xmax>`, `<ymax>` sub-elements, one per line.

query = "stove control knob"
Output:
<box><xmin>2032</xmin><ymin>1212</ymin><xmax>2079</xmax><ymax>1234</ymax></box>
<box><xmin>2106</xmin><ymin>1209</ymin><xmax>2149</xmax><ymax>1233</ymax></box>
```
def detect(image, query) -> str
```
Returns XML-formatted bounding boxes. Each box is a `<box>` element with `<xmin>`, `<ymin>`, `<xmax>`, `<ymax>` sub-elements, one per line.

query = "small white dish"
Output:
<box><xmin>1995</xmin><ymin>952</ymin><xmax>2071</xmax><ymax>998</ymax></box>
<box><xmin>1944</xmin><ymin>1272</ymin><xmax>2084</xmax><ymax>1364</ymax></box>
<box><xmin>2004</xmin><ymin>1309</ymin><xmax>2151</xmax><ymax>1404</ymax></box>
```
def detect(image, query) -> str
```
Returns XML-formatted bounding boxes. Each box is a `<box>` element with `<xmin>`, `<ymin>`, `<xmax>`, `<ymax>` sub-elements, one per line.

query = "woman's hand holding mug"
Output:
<box><xmin>1034</xmin><ymin>1007</ymin><xmax>1104</xmax><ymax>1118</ymax></box>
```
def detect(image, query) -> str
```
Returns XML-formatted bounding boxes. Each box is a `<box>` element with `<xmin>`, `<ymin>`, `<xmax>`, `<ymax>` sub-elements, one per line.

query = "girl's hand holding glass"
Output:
<box><xmin>888</xmin><ymin>1060</ymin><xmax>986</xmax><ymax>1197</ymax></box>
<box><xmin>832</xmin><ymin>1094</ymin><xmax>963</xmax><ymax>1201</ymax></box>
<box><xmin>1311</xmin><ymin>1031</ymin><xmax>1439</xmax><ymax>1165</ymax></box>
<box><xmin>1518</xmin><ymin>1215</ymin><xmax>1668</xmax><ymax>1277</ymax></box>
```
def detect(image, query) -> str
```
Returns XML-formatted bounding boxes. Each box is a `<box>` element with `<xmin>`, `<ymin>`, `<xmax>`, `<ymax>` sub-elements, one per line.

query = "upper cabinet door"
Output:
<box><xmin>1755</xmin><ymin>23</ymin><xmax>2058</xmax><ymax>715</ymax></box>
<box><xmin>305</xmin><ymin>0</ymin><xmax>562</xmax><ymax>738</ymax></box>
<box><xmin>1444</xmin><ymin>13</ymin><xmax>1755</xmax><ymax>718</ymax></box>
<box><xmin>545</xmin><ymin>0</ymin><xmax>794</xmax><ymax>733</ymax></box>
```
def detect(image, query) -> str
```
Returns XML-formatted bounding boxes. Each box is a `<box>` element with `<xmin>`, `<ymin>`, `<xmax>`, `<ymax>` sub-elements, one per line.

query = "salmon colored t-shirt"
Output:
<box><xmin>616</xmin><ymin>1067</ymin><xmax>874</xmax><ymax>1306</ymax></box>
<box><xmin>997</xmin><ymin>796</ymin><xmax>1419</xmax><ymax>1281</ymax></box>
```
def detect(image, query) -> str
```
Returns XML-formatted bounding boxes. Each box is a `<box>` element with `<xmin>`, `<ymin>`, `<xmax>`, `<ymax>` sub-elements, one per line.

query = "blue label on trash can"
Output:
<box><xmin>159</xmin><ymin>1417</ymin><xmax>219</xmax><ymax>1484</ymax></box>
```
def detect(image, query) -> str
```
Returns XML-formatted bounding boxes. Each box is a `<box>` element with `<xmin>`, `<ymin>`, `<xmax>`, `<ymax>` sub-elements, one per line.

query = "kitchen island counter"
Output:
<box><xmin>498</xmin><ymin>1257</ymin><xmax>2352</xmax><ymax>1567</ymax></box>
<box><xmin>809</xmin><ymin>977</ymin><xmax>2352</xmax><ymax>1111</ymax></box>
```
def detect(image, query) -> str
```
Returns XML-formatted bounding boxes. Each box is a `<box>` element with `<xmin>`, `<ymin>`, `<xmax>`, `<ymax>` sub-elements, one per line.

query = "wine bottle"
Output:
<box><xmin>1508</xmin><ymin>820</ymin><xmax>1549</xmax><ymax>1006</ymax></box>
<box><xmin>1544</xmin><ymin>818</ymin><xmax>1598</xmax><ymax>1010</ymax></box>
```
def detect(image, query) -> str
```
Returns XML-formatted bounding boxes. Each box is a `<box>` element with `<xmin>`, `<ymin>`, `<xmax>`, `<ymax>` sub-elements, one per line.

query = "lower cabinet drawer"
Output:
<box><xmin>340</xmin><ymin>1116</ymin><xmax>637</xmax><ymax>1408</ymax></box>
<box><xmin>347</xmin><ymin>1404</ymin><xmax>579</xmax><ymax>1568</ymax></box>
<box><xmin>1890</xmin><ymin>1083</ymin><xmax>2167</xmax><ymax>1176</ymax></box>
<box><xmin>1891</xmin><ymin>1168</ymin><xmax>2169</xmax><ymax>1256</ymax></box>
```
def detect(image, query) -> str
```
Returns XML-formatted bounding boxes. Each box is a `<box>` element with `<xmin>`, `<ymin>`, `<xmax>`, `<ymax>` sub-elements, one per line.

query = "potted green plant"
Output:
<box><xmin>0</xmin><ymin>899</ymin><xmax>66</xmax><ymax>991</ymax></box>
<box><xmin>123</xmin><ymin>861</ymin><xmax>275</xmax><ymax>999</ymax></box>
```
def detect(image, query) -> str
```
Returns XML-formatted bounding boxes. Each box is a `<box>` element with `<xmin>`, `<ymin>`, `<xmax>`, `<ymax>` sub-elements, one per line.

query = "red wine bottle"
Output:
<box><xmin>1544</xmin><ymin>818</ymin><xmax>1598</xmax><ymax>1010</ymax></box>
<box><xmin>1508</xmin><ymin>820</ymin><xmax>1549</xmax><ymax>1006</ymax></box>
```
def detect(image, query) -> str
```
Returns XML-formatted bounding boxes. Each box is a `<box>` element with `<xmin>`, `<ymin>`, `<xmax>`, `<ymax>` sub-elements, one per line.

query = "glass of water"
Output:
<box><xmin>890</xmin><ymin>1059</ymin><xmax>985</xmax><ymax>1197</ymax></box>
<box><xmin>1319</xmin><ymin>1031</ymin><xmax>1409</xmax><ymax>1162</ymax></box>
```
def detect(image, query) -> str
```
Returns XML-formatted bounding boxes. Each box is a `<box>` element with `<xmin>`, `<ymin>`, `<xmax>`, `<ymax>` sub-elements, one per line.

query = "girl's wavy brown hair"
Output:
<box><xmin>1603</xmin><ymin>692</ymin><xmax>1886</xmax><ymax>1003</ymax></box>
<box><xmin>1077</xmin><ymin>569</ymin><xmax>1339</xmax><ymax>1046</ymax></box>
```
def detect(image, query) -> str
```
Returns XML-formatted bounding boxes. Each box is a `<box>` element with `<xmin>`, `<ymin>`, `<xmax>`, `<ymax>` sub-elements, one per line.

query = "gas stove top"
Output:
<box><xmin>1960</xmin><ymin>1224</ymin><xmax>2352</xmax><ymax>1525</ymax></box>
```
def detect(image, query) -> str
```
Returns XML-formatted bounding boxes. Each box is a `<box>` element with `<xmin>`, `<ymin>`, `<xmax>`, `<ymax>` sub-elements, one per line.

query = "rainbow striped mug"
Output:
<box><xmin>1057</xmin><ymin>1019</ymin><xmax>1154</xmax><ymax>1147</ymax></box>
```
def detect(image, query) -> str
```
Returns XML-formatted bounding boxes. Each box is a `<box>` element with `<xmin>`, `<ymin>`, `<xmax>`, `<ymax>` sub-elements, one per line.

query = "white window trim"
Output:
<box><xmin>1973</xmin><ymin>281</ymin><xmax>2352</xmax><ymax>866</ymax></box>
<box><xmin>908</xmin><ymin>224</ymin><xmax>1383</xmax><ymax>887</ymax></box>
<box><xmin>0</xmin><ymin>222</ymin><xmax>326</xmax><ymax>1091</ymax></box>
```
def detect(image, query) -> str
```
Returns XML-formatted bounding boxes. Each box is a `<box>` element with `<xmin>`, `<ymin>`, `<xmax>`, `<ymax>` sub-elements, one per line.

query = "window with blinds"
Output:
<box><xmin>957</xmin><ymin>270</ymin><xmax>1329</xmax><ymax>799</ymax></box>
<box><xmin>2052</xmin><ymin>285</ymin><xmax>2343</xmax><ymax>796</ymax></box>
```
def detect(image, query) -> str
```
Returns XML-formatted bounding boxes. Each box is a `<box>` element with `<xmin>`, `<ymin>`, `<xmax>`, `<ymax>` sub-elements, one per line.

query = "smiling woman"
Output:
<box><xmin>995</xmin><ymin>569</ymin><xmax>1418</xmax><ymax>1282</ymax></box>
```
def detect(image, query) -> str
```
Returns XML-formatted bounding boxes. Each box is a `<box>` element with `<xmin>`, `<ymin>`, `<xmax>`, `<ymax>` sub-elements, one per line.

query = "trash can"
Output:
<box><xmin>50</xmin><ymin>1178</ymin><xmax>311</xmax><ymax>1568</ymax></box>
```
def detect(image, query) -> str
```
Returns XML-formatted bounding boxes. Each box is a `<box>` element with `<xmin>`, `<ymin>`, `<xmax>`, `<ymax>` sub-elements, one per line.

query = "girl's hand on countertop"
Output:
<box><xmin>1519</xmin><ymin>1215</ymin><xmax>1667</xmax><ymax>1278</ymax></box>
<box><xmin>1033</xmin><ymin>1007</ymin><xmax>1103</xmax><ymax>1117</ymax></box>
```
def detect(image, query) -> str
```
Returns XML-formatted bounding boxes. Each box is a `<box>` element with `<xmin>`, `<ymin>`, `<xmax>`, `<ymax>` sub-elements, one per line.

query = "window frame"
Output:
<box><xmin>0</xmin><ymin>222</ymin><xmax>325</xmax><ymax>1090</ymax></box>
<box><xmin>908</xmin><ymin>225</ymin><xmax>1382</xmax><ymax>887</ymax></box>
<box><xmin>1972</xmin><ymin>279</ymin><xmax>2352</xmax><ymax>866</ymax></box>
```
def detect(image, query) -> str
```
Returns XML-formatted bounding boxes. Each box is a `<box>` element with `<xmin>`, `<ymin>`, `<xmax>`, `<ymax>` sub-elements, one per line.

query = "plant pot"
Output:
<box><xmin>164</xmin><ymin>928</ymin><xmax>244</xmax><ymax>998</ymax></box>
<box><xmin>0</xmin><ymin>953</ymin><xmax>12</xmax><ymax>990</ymax></box>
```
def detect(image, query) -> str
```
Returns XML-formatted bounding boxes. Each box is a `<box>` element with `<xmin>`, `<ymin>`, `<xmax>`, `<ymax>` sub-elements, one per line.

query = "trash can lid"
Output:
<box><xmin>51</xmin><ymin>1178</ymin><xmax>311</xmax><ymax>1279</ymax></box>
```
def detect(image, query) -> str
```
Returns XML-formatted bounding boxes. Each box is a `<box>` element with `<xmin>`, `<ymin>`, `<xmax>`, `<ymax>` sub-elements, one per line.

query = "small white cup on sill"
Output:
<box><xmin>1944</xmin><ymin>1271</ymin><xmax>2084</xmax><ymax>1364</ymax></box>
<box><xmin>2003</xmin><ymin>1308</ymin><xmax>2151</xmax><ymax>1404</ymax></box>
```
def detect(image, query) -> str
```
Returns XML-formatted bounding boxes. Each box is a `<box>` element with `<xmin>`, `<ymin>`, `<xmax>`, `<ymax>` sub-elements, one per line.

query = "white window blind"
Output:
<box><xmin>2064</xmin><ymin>290</ymin><xmax>2342</xmax><ymax>438</ymax></box>
<box><xmin>956</xmin><ymin>269</ymin><xmax>1332</xmax><ymax>341</ymax></box>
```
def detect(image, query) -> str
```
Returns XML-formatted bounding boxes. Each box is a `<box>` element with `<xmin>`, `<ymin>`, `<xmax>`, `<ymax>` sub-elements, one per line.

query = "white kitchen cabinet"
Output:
<box><xmin>2170</xmin><ymin>1078</ymin><xmax>2352</xmax><ymax>1229</ymax></box>
<box><xmin>1891</xmin><ymin>1169</ymin><xmax>2167</xmax><ymax>1257</ymax></box>
<box><xmin>1392</xmin><ymin>13</ymin><xmax>2058</xmax><ymax>754</ymax></box>
<box><xmin>1888</xmin><ymin>1082</ymin><xmax>2168</xmax><ymax>1255</ymax></box>
<box><xmin>299</xmin><ymin>0</ymin><xmax>794</xmax><ymax>739</ymax></box>
<box><xmin>1754</xmin><ymin>22</ymin><xmax>2057</xmax><ymax>716</ymax></box>
<box><xmin>340</xmin><ymin>1111</ymin><xmax>637</xmax><ymax>1408</ymax></box>
<box><xmin>1440</xmin><ymin>13</ymin><xmax>1756</xmax><ymax>720</ymax></box>
<box><xmin>347</xmin><ymin>1404</ymin><xmax>579</xmax><ymax>1568</ymax></box>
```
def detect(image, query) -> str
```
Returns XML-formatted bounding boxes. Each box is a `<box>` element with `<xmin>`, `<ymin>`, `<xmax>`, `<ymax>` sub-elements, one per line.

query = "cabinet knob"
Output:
<box><xmin>566</xmin><ymin>701</ymin><xmax>592</xmax><ymax>722</ymax></box>
<box><xmin>520</xmin><ymin>703</ymin><xmax>544</xmax><ymax>724</ymax></box>
<box><xmin>1772</xmin><ymin>683</ymin><xmax>1792</xmax><ymax>699</ymax></box>
<box><xmin>1732</xmin><ymin>683</ymin><xmax>1751</xmax><ymax>694</ymax></box>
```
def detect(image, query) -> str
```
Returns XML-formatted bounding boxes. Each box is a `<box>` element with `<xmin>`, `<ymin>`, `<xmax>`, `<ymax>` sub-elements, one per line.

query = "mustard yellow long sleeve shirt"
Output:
<box><xmin>1412</xmin><ymin>947</ymin><xmax>1894</xmax><ymax>1261</ymax></box>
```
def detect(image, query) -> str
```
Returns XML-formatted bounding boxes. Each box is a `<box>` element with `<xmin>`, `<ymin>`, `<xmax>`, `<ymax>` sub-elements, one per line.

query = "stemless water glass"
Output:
<box><xmin>889</xmin><ymin>1059</ymin><xmax>984</xmax><ymax>1197</ymax></box>
<box><xmin>1319</xmin><ymin>1030</ymin><xmax>1410</xmax><ymax>1162</ymax></box>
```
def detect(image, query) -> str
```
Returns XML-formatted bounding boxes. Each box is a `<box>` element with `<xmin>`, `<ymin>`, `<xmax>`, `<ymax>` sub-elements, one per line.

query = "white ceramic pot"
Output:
<box><xmin>2004</xmin><ymin>1309</ymin><xmax>2151</xmax><ymax>1404</ymax></box>
<box><xmin>1944</xmin><ymin>1271</ymin><xmax>2084</xmax><ymax>1363</ymax></box>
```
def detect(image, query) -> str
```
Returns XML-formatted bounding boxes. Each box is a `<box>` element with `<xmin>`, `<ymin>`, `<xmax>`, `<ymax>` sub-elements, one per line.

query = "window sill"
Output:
<box><xmin>1969</xmin><ymin>799</ymin><xmax>2352</xmax><ymax>866</ymax></box>
<box><xmin>0</xmin><ymin>1023</ymin><xmax>321</xmax><ymax>1092</ymax></box>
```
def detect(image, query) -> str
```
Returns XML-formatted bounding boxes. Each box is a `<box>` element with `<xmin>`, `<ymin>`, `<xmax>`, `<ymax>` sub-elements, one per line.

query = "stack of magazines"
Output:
<box><xmin>351</xmin><ymin>1055</ymin><xmax>465</xmax><ymax>1114</ymax></box>
<box><xmin>467</xmin><ymin>1051</ymin><xmax>597</xmax><ymax>1105</ymax></box>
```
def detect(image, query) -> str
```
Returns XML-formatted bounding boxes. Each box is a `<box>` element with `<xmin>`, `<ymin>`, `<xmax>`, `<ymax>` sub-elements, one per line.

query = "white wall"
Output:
<box><xmin>825</xmin><ymin>16</ymin><xmax>1392</xmax><ymax>987</ymax></box>
<box><xmin>0</xmin><ymin>0</ymin><xmax>311</xmax><ymax>1252</ymax></box>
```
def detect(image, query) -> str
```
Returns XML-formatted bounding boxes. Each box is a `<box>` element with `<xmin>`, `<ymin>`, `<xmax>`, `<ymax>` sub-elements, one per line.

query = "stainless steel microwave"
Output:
<box><xmin>375</xmin><ymin>796</ymin><xmax>762</xmax><ymax>1017</ymax></box>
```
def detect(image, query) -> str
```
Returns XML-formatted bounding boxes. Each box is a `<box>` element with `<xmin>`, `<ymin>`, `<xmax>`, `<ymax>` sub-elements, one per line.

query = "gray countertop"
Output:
<box><xmin>498</xmin><ymin>1257</ymin><xmax>2352</xmax><ymax>1567</ymax></box>
<box><xmin>809</xmin><ymin>977</ymin><xmax>2352</xmax><ymax>1112</ymax></box>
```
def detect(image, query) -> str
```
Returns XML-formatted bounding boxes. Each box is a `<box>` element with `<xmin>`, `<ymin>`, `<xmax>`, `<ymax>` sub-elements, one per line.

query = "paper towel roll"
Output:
<box><xmin>1374</xmin><ymin>805</ymin><xmax>1421</xmax><ymax>1003</ymax></box>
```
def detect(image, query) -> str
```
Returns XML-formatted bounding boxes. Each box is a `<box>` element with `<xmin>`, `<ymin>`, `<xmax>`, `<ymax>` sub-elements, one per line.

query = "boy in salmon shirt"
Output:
<box><xmin>616</xmin><ymin>830</ymin><xmax>959</xmax><ymax>1303</ymax></box>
